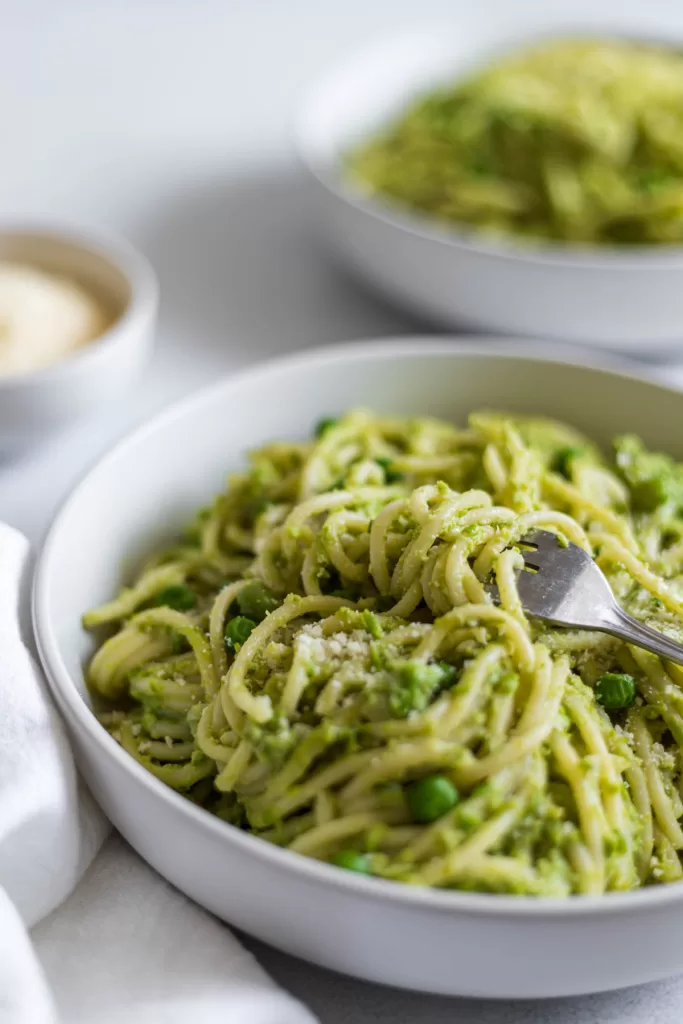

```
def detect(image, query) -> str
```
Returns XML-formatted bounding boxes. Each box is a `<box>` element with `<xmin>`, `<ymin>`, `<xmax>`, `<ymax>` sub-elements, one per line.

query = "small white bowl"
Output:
<box><xmin>0</xmin><ymin>223</ymin><xmax>157</xmax><ymax>451</ymax></box>
<box><xmin>296</xmin><ymin>24</ymin><xmax>683</xmax><ymax>349</ymax></box>
<box><xmin>32</xmin><ymin>339</ymin><xmax>683</xmax><ymax>999</ymax></box>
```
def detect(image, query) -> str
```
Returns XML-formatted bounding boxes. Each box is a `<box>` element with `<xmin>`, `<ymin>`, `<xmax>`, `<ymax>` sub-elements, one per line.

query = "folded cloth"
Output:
<box><xmin>0</xmin><ymin>523</ymin><xmax>317</xmax><ymax>1024</ymax></box>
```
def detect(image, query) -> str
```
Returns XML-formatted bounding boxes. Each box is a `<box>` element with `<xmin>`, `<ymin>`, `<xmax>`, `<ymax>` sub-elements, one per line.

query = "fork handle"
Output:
<box><xmin>600</xmin><ymin>605</ymin><xmax>683</xmax><ymax>667</ymax></box>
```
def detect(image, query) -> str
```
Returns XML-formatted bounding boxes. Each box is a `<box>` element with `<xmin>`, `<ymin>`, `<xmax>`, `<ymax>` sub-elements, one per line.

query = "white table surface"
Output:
<box><xmin>3</xmin><ymin>1</ymin><xmax>683</xmax><ymax>1021</ymax></box>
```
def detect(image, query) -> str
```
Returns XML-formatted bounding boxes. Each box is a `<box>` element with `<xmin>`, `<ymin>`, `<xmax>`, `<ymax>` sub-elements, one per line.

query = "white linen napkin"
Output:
<box><xmin>0</xmin><ymin>522</ymin><xmax>317</xmax><ymax>1024</ymax></box>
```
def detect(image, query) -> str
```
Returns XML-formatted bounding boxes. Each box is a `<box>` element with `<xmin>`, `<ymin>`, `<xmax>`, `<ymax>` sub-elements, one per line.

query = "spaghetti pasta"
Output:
<box><xmin>347</xmin><ymin>38</ymin><xmax>683</xmax><ymax>246</ymax></box>
<box><xmin>84</xmin><ymin>409</ymin><xmax>683</xmax><ymax>895</ymax></box>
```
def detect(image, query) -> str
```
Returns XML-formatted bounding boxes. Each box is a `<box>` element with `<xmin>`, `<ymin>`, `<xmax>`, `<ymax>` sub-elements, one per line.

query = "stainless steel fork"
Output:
<box><xmin>487</xmin><ymin>529</ymin><xmax>683</xmax><ymax>665</ymax></box>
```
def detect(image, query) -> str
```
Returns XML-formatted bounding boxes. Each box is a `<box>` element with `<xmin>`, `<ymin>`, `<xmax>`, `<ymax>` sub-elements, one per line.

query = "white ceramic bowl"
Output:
<box><xmin>0</xmin><ymin>223</ymin><xmax>158</xmax><ymax>451</ymax></box>
<box><xmin>296</xmin><ymin>19</ymin><xmax>683</xmax><ymax>349</ymax></box>
<box><xmin>33</xmin><ymin>340</ymin><xmax>683</xmax><ymax>999</ymax></box>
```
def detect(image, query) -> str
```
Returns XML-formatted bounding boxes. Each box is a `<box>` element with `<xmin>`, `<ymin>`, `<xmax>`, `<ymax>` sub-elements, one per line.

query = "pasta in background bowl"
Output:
<box><xmin>32</xmin><ymin>341</ymin><xmax>683</xmax><ymax>997</ymax></box>
<box><xmin>296</xmin><ymin>17</ymin><xmax>683</xmax><ymax>347</ymax></box>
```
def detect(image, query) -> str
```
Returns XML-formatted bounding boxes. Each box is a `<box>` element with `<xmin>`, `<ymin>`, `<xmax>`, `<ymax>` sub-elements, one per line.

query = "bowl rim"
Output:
<box><xmin>32</xmin><ymin>336</ymin><xmax>683</xmax><ymax>919</ymax></box>
<box><xmin>0</xmin><ymin>219</ymin><xmax>158</xmax><ymax>392</ymax></box>
<box><xmin>295</xmin><ymin>25</ymin><xmax>683</xmax><ymax>271</ymax></box>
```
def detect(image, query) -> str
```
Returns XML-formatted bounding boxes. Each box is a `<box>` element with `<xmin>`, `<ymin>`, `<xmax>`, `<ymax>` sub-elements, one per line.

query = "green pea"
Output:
<box><xmin>552</xmin><ymin>446</ymin><xmax>584</xmax><ymax>479</ymax></box>
<box><xmin>375</xmin><ymin>455</ymin><xmax>404</xmax><ymax>483</ymax></box>
<box><xmin>314</xmin><ymin>417</ymin><xmax>338</xmax><ymax>439</ymax></box>
<box><xmin>330</xmin><ymin>849</ymin><xmax>371</xmax><ymax>873</ymax></box>
<box><xmin>407</xmin><ymin>774</ymin><xmax>459</xmax><ymax>823</ymax></box>
<box><xmin>149</xmin><ymin>585</ymin><xmax>196</xmax><ymax>611</ymax></box>
<box><xmin>631</xmin><ymin>476</ymin><xmax>671</xmax><ymax>513</ymax></box>
<box><xmin>237</xmin><ymin>581</ymin><xmax>280</xmax><ymax>622</ymax></box>
<box><xmin>224</xmin><ymin>616</ymin><xmax>257</xmax><ymax>652</ymax></box>
<box><xmin>595</xmin><ymin>672</ymin><xmax>636</xmax><ymax>710</ymax></box>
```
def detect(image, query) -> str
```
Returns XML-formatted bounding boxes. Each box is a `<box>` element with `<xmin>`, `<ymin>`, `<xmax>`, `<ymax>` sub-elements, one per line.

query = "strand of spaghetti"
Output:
<box><xmin>83</xmin><ymin>562</ymin><xmax>189</xmax><ymax>627</ymax></box>
<box><xmin>227</xmin><ymin>595</ymin><xmax>353</xmax><ymax>722</ymax></box>
<box><xmin>254</xmin><ymin>528</ymin><xmax>293</xmax><ymax>592</ymax></box>
<box><xmin>209</xmin><ymin>580</ymin><xmax>250</xmax><ymax>680</ymax></box>
<box><xmin>369</xmin><ymin>499</ymin><xmax>409</xmax><ymax>593</ymax></box>
<box><xmin>138</xmin><ymin>740</ymin><xmax>196</xmax><ymax>762</ymax></box>
<box><xmin>372</xmin><ymin>826</ymin><xmax>424</xmax><ymax>850</ymax></box>
<box><xmin>564</xmin><ymin>689</ymin><xmax>637</xmax><ymax>889</ymax></box>
<box><xmin>142</xmin><ymin>717</ymin><xmax>191</xmax><ymax>741</ymax></box>
<box><xmin>440</xmin><ymin>506</ymin><xmax>515</xmax><ymax>543</ymax></box>
<box><xmin>595</xmin><ymin>534</ymin><xmax>683</xmax><ymax>618</ymax></box>
<box><xmin>298</xmin><ymin>413</ymin><xmax>368</xmax><ymax>499</ymax></box>
<box><xmin>444</xmin><ymin>540</ymin><xmax>478</xmax><ymax>607</ymax></box>
<box><xmin>619</xmin><ymin>648</ymin><xmax>683</xmax><ymax>746</ymax></box>
<box><xmin>483</xmin><ymin>443</ymin><xmax>507</xmax><ymax>492</ymax></box>
<box><xmin>391</xmin><ymin>491</ymin><xmax>492</xmax><ymax>598</ymax></box>
<box><xmin>622</xmin><ymin>734</ymin><xmax>654</xmax><ymax>882</ymax></box>
<box><xmin>246</xmin><ymin>725</ymin><xmax>348</xmax><ymax>816</ymax></box>
<box><xmin>420</xmin><ymin>546</ymin><xmax>449</xmax><ymax>616</ymax></box>
<box><xmin>195</xmin><ymin>703</ymin><xmax>234</xmax><ymax>764</ymax></box>
<box><xmin>550</xmin><ymin>731</ymin><xmax>606</xmax><ymax>893</ymax></box>
<box><xmin>494</xmin><ymin>548</ymin><xmax>527</xmax><ymax>625</ymax></box>
<box><xmin>567</xmin><ymin>838</ymin><xmax>601</xmax><ymax>895</ymax></box>
<box><xmin>88</xmin><ymin>628</ymin><xmax>173</xmax><ymax>698</ymax></box>
<box><xmin>439</xmin><ymin>855</ymin><xmax>556</xmax><ymax>895</ymax></box>
<box><xmin>224</xmin><ymin>521</ymin><xmax>256</xmax><ymax>552</ymax></box>
<box><xmin>282</xmin><ymin>486</ymin><xmax>404</xmax><ymax>561</ymax></box>
<box><xmin>314</xmin><ymin>790</ymin><xmax>335</xmax><ymax>826</ymax></box>
<box><xmin>453</xmin><ymin>648</ymin><xmax>566</xmax><ymax>787</ymax></box>
<box><xmin>322</xmin><ymin>511</ymin><xmax>370</xmax><ymax>582</ymax></box>
<box><xmin>407</xmin><ymin>484</ymin><xmax>444</xmax><ymax>523</ymax></box>
<box><xmin>119</xmin><ymin>721</ymin><xmax>214</xmax><ymax>790</ymax></box>
<box><xmin>215</xmin><ymin>739</ymin><xmax>253</xmax><ymax>792</ymax></box>
<box><xmin>427</xmin><ymin>644</ymin><xmax>505</xmax><ymax>738</ymax></box>
<box><xmin>543</xmin><ymin>473</ymin><xmax>638</xmax><ymax>551</ymax></box>
<box><xmin>281</xmin><ymin>637</ymin><xmax>321</xmax><ymax>717</ymax></box>
<box><xmin>413</xmin><ymin>604</ymin><xmax>535</xmax><ymax>672</ymax></box>
<box><xmin>415</xmin><ymin>800</ymin><xmax>529</xmax><ymax>887</ymax></box>
<box><xmin>133</xmin><ymin>607</ymin><xmax>218</xmax><ymax>699</ymax></box>
<box><xmin>486</xmin><ymin>686</ymin><xmax>518</xmax><ymax>752</ymax></box>
<box><xmin>541</xmin><ymin>630</ymin><xmax>617</xmax><ymax>654</ymax></box>
<box><xmin>653</xmin><ymin>827</ymin><xmax>683</xmax><ymax>882</ymax></box>
<box><xmin>233</xmin><ymin>759</ymin><xmax>270</xmax><ymax>794</ymax></box>
<box><xmin>301</xmin><ymin>541</ymin><xmax>324</xmax><ymax>595</ymax></box>
<box><xmin>315</xmin><ymin>662</ymin><xmax>379</xmax><ymax>716</ymax></box>
<box><xmin>208</xmin><ymin>581</ymin><xmax>250</xmax><ymax>732</ymax></box>
<box><xmin>628</xmin><ymin>710</ymin><xmax>683</xmax><ymax>849</ymax></box>
<box><xmin>258</xmin><ymin>813</ymin><xmax>317</xmax><ymax>847</ymax></box>
<box><xmin>250</xmin><ymin>749</ymin><xmax>382</xmax><ymax>827</ymax></box>
<box><xmin>289</xmin><ymin>808</ymin><xmax>408</xmax><ymax>856</ymax></box>
<box><xmin>200</xmin><ymin>497</ymin><xmax>228</xmax><ymax>560</ymax></box>
<box><xmin>387</xmin><ymin>579</ymin><xmax>423</xmax><ymax>618</ymax></box>
<box><xmin>517</xmin><ymin>510</ymin><xmax>591</xmax><ymax>550</ymax></box>
<box><xmin>510</xmin><ymin>427</ymin><xmax>542</xmax><ymax>511</ymax></box>
<box><xmin>340</xmin><ymin>738</ymin><xmax>467</xmax><ymax>803</ymax></box>
<box><xmin>401</xmin><ymin>763</ymin><xmax>525</xmax><ymax>863</ymax></box>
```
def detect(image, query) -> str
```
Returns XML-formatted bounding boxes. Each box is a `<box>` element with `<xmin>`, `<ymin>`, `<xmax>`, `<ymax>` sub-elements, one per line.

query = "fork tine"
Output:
<box><xmin>485</xmin><ymin>581</ymin><xmax>501</xmax><ymax>605</ymax></box>
<box><xmin>520</xmin><ymin>529</ymin><xmax>560</xmax><ymax>551</ymax></box>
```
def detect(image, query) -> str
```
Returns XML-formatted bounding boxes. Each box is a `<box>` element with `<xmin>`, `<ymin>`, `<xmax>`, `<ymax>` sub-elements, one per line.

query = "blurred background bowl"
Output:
<box><xmin>0</xmin><ymin>223</ymin><xmax>157</xmax><ymax>453</ymax></box>
<box><xmin>296</xmin><ymin>26</ymin><xmax>683</xmax><ymax>351</ymax></box>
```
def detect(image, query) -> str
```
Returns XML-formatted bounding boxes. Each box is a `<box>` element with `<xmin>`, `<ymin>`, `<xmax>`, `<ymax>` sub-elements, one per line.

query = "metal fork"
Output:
<box><xmin>487</xmin><ymin>529</ymin><xmax>683</xmax><ymax>665</ymax></box>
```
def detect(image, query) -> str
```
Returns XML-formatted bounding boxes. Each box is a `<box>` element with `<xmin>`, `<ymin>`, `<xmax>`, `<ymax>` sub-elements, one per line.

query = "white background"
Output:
<box><xmin>2</xmin><ymin>1</ymin><xmax>683</xmax><ymax>1020</ymax></box>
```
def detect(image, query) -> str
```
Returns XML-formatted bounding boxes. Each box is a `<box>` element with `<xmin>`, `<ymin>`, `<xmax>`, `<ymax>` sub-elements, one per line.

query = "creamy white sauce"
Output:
<box><xmin>0</xmin><ymin>262</ymin><xmax>110</xmax><ymax>377</ymax></box>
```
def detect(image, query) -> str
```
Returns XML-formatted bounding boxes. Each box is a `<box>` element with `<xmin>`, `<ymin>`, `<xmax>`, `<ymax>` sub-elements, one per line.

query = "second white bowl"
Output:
<box><xmin>296</xmin><ymin>19</ymin><xmax>683</xmax><ymax>349</ymax></box>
